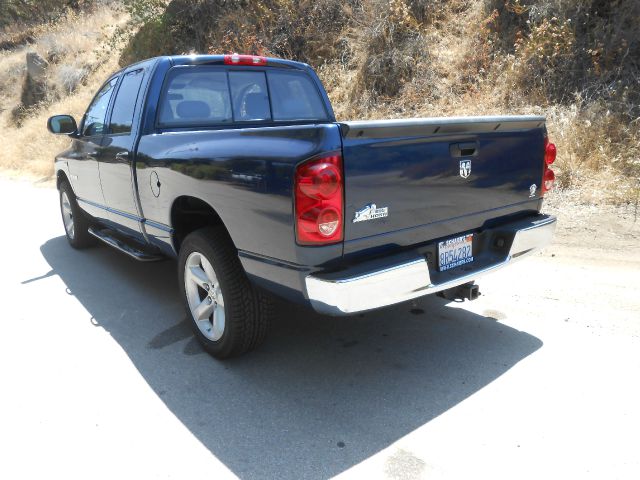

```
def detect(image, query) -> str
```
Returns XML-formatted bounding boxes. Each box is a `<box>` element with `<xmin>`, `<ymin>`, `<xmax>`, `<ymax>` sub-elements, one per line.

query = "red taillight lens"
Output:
<box><xmin>295</xmin><ymin>154</ymin><xmax>343</xmax><ymax>245</ymax></box>
<box><xmin>298</xmin><ymin>162</ymin><xmax>340</xmax><ymax>199</ymax></box>
<box><xmin>223</xmin><ymin>54</ymin><xmax>267</xmax><ymax>66</ymax></box>
<box><xmin>544</xmin><ymin>138</ymin><xmax>557</xmax><ymax>165</ymax></box>
<box><xmin>542</xmin><ymin>137</ymin><xmax>556</xmax><ymax>194</ymax></box>
<box><xmin>543</xmin><ymin>168</ymin><xmax>555</xmax><ymax>192</ymax></box>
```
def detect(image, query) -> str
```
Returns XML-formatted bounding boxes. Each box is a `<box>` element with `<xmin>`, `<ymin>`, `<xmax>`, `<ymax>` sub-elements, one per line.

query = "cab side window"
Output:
<box><xmin>82</xmin><ymin>77</ymin><xmax>118</xmax><ymax>136</ymax></box>
<box><xmin>266</xmin><ymin>70</ymin><xmax>328</xmax><ymax>121</ymax></box>
<box><xmin>109</xmin><ymin>69</ymin><xmax>145</xmax><ymax>135</ymax></box>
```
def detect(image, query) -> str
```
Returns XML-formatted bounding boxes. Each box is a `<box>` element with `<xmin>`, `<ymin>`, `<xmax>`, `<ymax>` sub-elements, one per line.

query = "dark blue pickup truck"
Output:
<box><xmin>48</xmin><ymin>54</ymin><xmax>557</xmax><ymax>358</ymax></box>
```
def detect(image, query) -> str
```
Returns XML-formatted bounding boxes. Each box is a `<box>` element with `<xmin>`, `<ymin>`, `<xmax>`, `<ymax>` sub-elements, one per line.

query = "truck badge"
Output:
<box><xmin>353</xmin><ymin>203</ymin><xmax>389</xmax><ymax>223</ymax></box>
<box><xmin>459</xmin><ymin>159</ymin><xmax>471</xmax><ymax>179</ymax></box>
<box><xmin>529</xmin><ymin>184</ymin><xmax>537</xmax><ymax>197</ymax></box>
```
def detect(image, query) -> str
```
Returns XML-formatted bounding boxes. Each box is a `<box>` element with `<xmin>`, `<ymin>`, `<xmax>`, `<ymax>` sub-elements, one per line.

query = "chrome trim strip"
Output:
<box><xmin>77</xmin><ymin>197</ymin><xmax>142</xmax><ymax>221</ymax></box>
<box><xmin>144</xmin><ymin>218</ymin><xmax>173</xmax><ymax>233</ymax></box>
<box><xmin>76</xmin><ymin>196</ymin><xmax>109</xmax><ymax>212</ymax></box>
<box><xmin>305</xmin><ymin>215</ymin><xmax>556</xmax><ymax>315</ymax></box>
<box><xmin>77</xmin><ymin>197</ymin><xmax>173</xmax><ymax>234</ymax></box>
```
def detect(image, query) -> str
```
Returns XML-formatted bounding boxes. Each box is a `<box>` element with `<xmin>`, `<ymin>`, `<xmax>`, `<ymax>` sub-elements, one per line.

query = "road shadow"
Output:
<box><xmin>37</xmin><ymin>236</ymin><xmax>542</xmax><ymax>479</ymax></box>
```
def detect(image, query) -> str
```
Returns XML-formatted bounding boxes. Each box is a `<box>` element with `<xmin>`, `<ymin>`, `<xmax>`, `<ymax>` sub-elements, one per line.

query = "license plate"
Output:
<box><xmin>438</xmin><ymin>234</ymin><xmax>474</xmax><ymax>271</ymax></box>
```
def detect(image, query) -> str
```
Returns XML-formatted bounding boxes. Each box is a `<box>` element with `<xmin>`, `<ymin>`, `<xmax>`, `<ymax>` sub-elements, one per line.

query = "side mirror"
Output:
<box><xmin>47</xmin><ymin>115</ymin><xmax>77</xmax><ymax>135</ymax></box>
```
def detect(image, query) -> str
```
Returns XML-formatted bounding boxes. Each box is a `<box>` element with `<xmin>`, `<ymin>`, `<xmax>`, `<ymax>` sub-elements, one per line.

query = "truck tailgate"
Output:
<box><xmin>341</xmin><ymin>116</ymin><xmax>547</xmax><ymax>255</ymax></box>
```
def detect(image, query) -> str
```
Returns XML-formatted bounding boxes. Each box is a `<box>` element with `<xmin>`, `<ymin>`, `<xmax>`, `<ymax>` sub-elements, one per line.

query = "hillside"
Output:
<box><xmin>1</xmin><ymin>0</ymin><xmax>638</xmax><ymax>205</ymax></box>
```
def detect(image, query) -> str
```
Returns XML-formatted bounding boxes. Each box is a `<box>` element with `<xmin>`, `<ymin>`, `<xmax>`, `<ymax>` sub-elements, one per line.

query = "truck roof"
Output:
<box><xmin>166</xmin><ymin>54</ymin><xmax>310</xmax><ymax>70</ymax></box>
<box><xmin>115</xmin><ymin>55</ymin><xmax>312</xmax><ymax>80</ymax></box>
<box><xmin>117</xmin><ymin>54</ymin><xmax>313</xmax><ymax>79</ymax></box>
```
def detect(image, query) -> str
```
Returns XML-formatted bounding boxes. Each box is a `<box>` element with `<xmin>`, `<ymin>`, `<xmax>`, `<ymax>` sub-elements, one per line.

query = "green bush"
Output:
<box><xmin>119</xmin><ymin>0</ymin><xmax>360</xmax><ymax>67</ymax></box>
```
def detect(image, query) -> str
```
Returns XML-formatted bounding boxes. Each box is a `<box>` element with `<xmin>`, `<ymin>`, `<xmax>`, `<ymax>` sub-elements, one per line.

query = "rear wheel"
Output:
<box><xmin>178</xmin><ymin>226</ymin><xmax>272</xmax><ymax>358</ymax></box>
<box><xmin>59</xmin><ymin>181</ymin><xmax>94</xmax><ymax>249</ymax></box>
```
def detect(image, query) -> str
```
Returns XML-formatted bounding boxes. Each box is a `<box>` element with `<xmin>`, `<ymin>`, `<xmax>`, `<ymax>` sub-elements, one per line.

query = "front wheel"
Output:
<box><xmin>59</xmin><ymin>181</ymin><xmax>94</xmax><ymax>249</ymax></box>
<box><xmin>178</xmin><ymin>226</ymin><xmax>272</xmax><ymax>359</ymax></box>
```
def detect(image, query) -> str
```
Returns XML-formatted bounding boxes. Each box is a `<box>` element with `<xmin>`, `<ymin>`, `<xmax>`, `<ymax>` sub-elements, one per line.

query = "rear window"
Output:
<box><xmin>228</xmin><ymin>71</ymin><xmax>271</xmax><ymax>122</ymax></box>
<box><xmin>157</xmin><ymin>66</ymin><xmax>328</xmax><ymax>127</ymax></box>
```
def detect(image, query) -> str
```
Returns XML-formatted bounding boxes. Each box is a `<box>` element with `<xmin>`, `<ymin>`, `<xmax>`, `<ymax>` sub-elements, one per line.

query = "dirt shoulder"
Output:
<box><xmin>542</xmin><ymin>189</ymin><xmax>640</xmax><ymax>263</ymax></box>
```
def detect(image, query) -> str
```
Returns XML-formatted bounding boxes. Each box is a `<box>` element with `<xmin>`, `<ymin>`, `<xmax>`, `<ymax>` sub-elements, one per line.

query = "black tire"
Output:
<box><xmin>59</xmin><ymin>180</ymin><xmax>95</xmax><ymax>249</ymax></box>
<box><xmin>178</xmin><ymin>226</ymin><xmax>273</xmax><ymax>359</ymax></box>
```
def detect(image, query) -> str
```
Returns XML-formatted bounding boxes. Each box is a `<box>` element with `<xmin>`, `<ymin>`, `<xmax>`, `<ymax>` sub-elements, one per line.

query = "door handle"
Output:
<box><xmin>115</xmin><ymin>151</ymin><xmax>129</xmax><ymax>160</ymax></box>
<box><xmin>450</xmin><ymin>142</ymin><xmax>478</xmax><ymax>157</ymax></box>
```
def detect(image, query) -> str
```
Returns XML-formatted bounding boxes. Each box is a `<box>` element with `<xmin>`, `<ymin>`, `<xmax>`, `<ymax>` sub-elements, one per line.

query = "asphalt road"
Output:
<box><xmin>1</xmin><ymin>178</ymin><xmax>639</xmax><ymax>479</ymax></box>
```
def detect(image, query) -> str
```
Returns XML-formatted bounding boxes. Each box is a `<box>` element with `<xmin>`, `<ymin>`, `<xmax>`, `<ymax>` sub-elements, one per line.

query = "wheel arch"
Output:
<box><xmin>56</xmin><ymin>169</ymin><xmax>70</xmax><ymax>190</ymax></box>
<box><xmin>170</xmin><ymin>195</ymin><xmax>234</xmax><ymax>253</ymax></box>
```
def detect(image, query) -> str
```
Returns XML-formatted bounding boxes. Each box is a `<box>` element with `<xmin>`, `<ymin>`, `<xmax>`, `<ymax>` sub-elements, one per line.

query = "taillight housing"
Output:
<box><xmin>295</xmin><ymin>154</ymin><xmax>344</xmax><ymax>245</ymax></box>
<box><xmin>223</xmin><ymin>54</ymin><xmax>267</xmax><ymax>66</ymax></box>
<box><xmin>542</xmin><ymin>137</ymin><xmax>556</xmax><ymax>194</ymax></box>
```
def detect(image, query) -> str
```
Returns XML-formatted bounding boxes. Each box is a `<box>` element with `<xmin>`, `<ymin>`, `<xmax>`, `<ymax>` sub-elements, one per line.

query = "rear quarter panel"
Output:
<box><xmin>135</xmin><ymin>123</ymin><xmax>343</xmax><ymax>265</ymax></box>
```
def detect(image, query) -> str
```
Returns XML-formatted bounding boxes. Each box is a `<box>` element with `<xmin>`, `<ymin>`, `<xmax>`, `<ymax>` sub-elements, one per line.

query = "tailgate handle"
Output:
<box><xmin>450</xmin><ymin>142</ymin><xmax>478</xmax><ymax>157</ymax></box>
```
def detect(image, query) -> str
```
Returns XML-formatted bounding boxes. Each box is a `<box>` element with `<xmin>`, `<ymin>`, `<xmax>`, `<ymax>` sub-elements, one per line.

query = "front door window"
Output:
<box><xmin>82</xmin><ymin>77</ymin><xmax>118</xmax><ymax>136</ymax></box>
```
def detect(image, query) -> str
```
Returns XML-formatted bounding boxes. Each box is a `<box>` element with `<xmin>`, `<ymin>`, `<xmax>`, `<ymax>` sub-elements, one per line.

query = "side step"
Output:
<box><xmin>88</xmin><ymin>227</ymin><xmax>164</xmax><ymax>262</ymax></box>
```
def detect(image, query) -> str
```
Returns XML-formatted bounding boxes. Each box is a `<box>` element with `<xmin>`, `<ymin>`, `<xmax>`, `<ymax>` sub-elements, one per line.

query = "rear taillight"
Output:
<box><xmin>544</xmin><ymin>140</ymin><xmax>557</xmax><ymax>165</ymax></box>
<box><xmin>543</xmin><ymin>168</ymin><xmax>556</xmax><ymax>192</ymax></box>
<box><xmin>295</xmin><ymin>154</ymin><xmax>343</xmax><ymax>245</ymax></box>
<box><xmin>223</xmin><ymin>54</ymin><xmax>267</xmax><ymax>66</ymax></box>
<box><xmin>542</xmin><ymin>137</ymin><xmax>556</xmax><ymax>194</ymax></box>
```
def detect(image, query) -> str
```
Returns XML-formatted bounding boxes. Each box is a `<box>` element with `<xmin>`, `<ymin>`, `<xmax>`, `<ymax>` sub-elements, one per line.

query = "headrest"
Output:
<box><xmin>243</xmin><ymin>93</ymin><xmax>270</xmax><ymax>120</ymax></box>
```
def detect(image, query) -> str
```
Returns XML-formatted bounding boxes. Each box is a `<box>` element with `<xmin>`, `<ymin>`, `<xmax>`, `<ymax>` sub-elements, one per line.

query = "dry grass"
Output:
<box><xmin>318</xmin><ymin>0</ymin><xmax>640</xmax><ymax>205</ymax></box>
<box><xmin>1</xmin><ymin>0</ymin><xmax>638</xmax><ymax>206</ymax></box>
<box><xmin>0</xmin><ymin>6</ymin><xmax>127</xmax><ymax>179</ymax></box>
<box><xmin>0</xmin><ymin>56</ymin><xmax>122</xmax><ymax>179</ymax></box>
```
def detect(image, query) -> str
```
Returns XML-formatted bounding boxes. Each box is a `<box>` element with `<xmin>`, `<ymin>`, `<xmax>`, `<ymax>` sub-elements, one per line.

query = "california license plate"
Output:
<box><xmin>438</xmin><ymin>234</ymin><xmax>474</xmax><ymax>271</ymax></box>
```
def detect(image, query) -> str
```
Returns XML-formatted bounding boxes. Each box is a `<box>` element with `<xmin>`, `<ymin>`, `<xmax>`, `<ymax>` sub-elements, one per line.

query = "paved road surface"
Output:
<box><xmin>0</xmin><ymin>178</ymin><xmax>638</xmax><ymax>479</ymax></box>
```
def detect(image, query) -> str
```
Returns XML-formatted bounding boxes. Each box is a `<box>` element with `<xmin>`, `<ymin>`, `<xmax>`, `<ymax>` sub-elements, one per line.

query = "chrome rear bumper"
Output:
<box><xmin>305</xmin><ymin>214</ymin><xmax>556</xmax><ymax>315</ymax></box>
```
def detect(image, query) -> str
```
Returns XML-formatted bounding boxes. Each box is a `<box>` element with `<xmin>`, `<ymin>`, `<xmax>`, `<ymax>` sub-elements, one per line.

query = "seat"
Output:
<box><xmin>176</xmin><ymin>100</ymin><xmax>211</xmax><ymax>120</ymax></box>
<box><xmin>280</xmin><ymin>98</ymin><xmax>311</xmax><ymax>119</ymax></box>
<box><xmin>242</xmin><ymin>93</ymin><xmax>270</xmax><ymax>120</ymax></box>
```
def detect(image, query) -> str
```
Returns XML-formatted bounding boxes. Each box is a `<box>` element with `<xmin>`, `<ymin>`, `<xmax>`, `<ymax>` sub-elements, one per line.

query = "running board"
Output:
<box><xmin>88</xmin><ymin>227</ymin><xmax>164</xmax><ymax>262</ymax></box>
